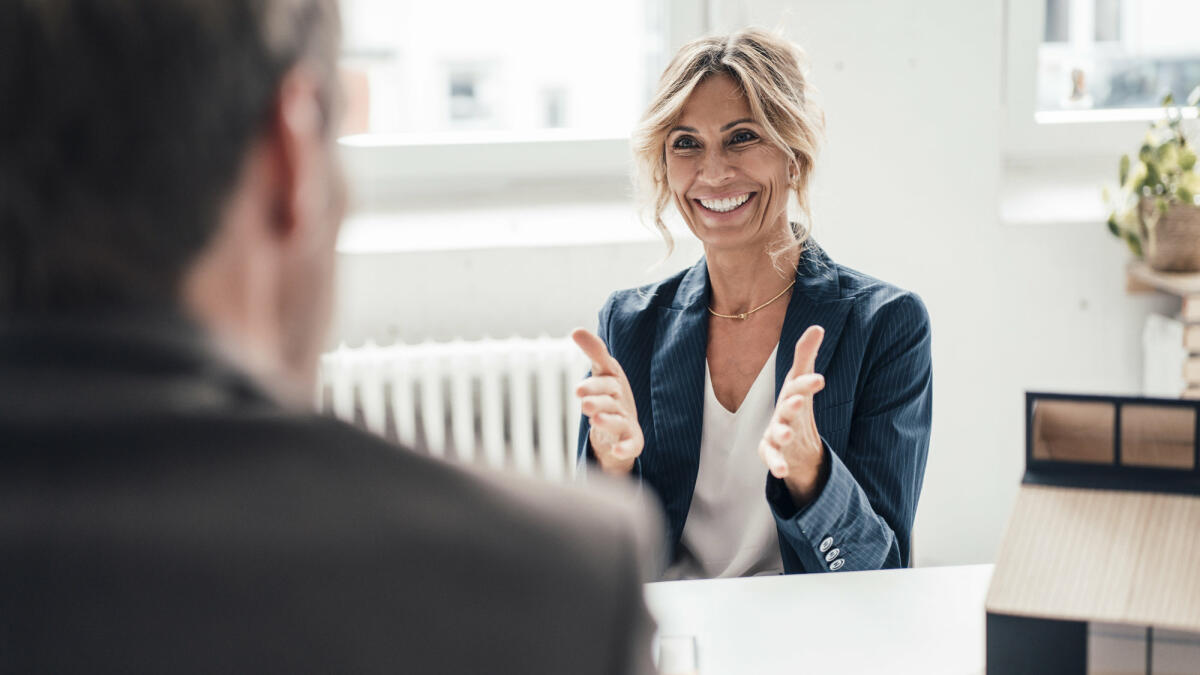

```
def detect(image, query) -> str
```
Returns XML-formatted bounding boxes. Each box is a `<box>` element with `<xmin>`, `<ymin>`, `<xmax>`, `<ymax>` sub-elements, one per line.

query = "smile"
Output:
<box><xmin>696</xmin><ymin>192</ymin><xmax>754</xmax><ymax>213</ymax></box>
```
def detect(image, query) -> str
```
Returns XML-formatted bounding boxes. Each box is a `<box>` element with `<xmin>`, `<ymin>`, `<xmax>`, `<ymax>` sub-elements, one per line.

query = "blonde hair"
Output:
<box><xmin>633</xmin><ymin>28</ymin><xmax>825</xmax><ymax>261</ymax></box>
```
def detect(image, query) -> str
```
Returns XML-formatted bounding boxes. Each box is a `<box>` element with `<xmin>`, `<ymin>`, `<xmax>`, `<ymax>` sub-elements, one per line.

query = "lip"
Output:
<box><xmin>693</xmin><ymin>191</ymin><xmax>757</xmax><ymax>218</ymax></box>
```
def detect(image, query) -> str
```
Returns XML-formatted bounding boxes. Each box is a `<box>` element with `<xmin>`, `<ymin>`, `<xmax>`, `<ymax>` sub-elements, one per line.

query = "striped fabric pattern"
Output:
<box><xmin>578</xmin><ymin>244</ymin><xmax>932</xmax><ymax>575</ymax></box>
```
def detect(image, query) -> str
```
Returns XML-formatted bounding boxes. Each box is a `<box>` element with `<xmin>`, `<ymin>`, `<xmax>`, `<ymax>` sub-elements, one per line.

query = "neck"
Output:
<box><xmin>705</xmin><ymin>230</ymin><xmax>801</xmax><ymax>315</ymax></box>
<box><xmin>180</xmin><ymin>249</ymin><xmax>305</xmax><ymax>406</ymax></box>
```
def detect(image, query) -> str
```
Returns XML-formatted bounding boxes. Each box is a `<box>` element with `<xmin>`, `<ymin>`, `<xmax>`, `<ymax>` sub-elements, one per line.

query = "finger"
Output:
<box><xmin>767</xmin><ymin>422</ymin><xmax>793</xmax><ymax>448</ymax></box>
<box><xmin>779</xmin><ymin>373</ymin><xmax>825</xmax><ymax>401</ymax></box>
<box><xmin>591</xmin><ymin>414</ymin><xmax>635</xmax><ymax>456</ymax></box>
<box><xmin>575</xmin><ymin>376</ymin><xmax>621</xmax><ymax>399</ymax></box>
<box><xmin>757</xmin><ymin>439</ymin><xmax>790</xmax><ymax>478</ymax></box>
<box><xmin>571</xmin><ymin>328</ymin><xmax>619</xmax><ymax>377</ymax></box>
<box><xmin>580</xmin><ymin>395</ymin><xmax>621</xmax><ymax>417</ymax></box>
<box><xmin>776</xmin><ymin>394</ymin><xmax>808</xmax><ymax>425</ymax></box>
<box><xmin>591</xmin><ymin>411</ymin><xmax>631</xmax><ymax>433</ymax></box>
<box><xmin>589</xmin><ymin>418</ymin><xmax>619</xmax><ymax>446</ymax></box>
<box><xmin>613</xmin><ymin>436</ymin><xmax>642</xmax><ymax>459</ymax></box>
<box><xmin>590</xmin><ymin>424</ymin><xmax>616</xmax><ymax>443</ymax></box>
<box><xmin>788</xmin><ymin>325</ymin><xmax>825</xmax><ymax>379</ymax></box>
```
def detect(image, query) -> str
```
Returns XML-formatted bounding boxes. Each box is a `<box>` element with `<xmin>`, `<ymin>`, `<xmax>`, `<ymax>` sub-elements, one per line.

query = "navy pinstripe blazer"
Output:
<box><xmin>577</xmin><ymin>244</ymin><xmax>932</xmax><ymax>575</ymax></box>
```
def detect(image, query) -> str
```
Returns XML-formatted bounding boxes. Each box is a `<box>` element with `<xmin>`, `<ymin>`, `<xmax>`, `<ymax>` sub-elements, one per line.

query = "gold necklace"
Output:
<box><xmin>707</xmin><ymin>279</ymin><xmax>796</xmax><ymax>320</ymax></box>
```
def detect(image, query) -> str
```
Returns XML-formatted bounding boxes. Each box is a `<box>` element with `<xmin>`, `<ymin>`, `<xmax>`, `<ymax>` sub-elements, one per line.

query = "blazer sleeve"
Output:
<box><xmin>575</xmin><ymin>293</ymin><xmax>645</xmax><ymax>481</ymax></box>
<box><xmin>766</xmin><ymin>292</ymin><xmax>932</xmax><ymax>572</ymax></box>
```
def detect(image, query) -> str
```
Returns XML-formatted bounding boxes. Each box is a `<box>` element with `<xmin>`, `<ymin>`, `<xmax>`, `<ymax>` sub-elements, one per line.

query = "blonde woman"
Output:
<box><xmin>573</xmin><ymin>29</ymin><xmax>931</xmax><ymax>579</ymax></box>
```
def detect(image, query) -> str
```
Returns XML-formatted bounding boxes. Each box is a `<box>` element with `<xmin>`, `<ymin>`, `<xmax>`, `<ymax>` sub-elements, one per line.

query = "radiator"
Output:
<box><xmin>318</xmin><ymin>336</ymin><xmax>588</xmax><ymax>482</ymax></box>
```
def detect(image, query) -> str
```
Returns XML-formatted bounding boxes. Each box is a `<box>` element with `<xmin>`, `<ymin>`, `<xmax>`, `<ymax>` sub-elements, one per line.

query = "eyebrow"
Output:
<box><xmin>668</xmin><ymin>118</ymin><xmax>757</xmax><ymax>134</ymax></box>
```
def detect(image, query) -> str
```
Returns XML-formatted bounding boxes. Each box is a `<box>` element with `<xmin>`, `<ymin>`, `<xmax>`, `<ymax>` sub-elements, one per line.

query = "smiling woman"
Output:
<box><xmin>634</xmin><ymin>31</ymin><xmax>823</xmax><ymax>261</ymax></box>
<box><xmin>572</xmin><ymin>28</ymin><xmax>934</xmax><ymax>580</ymax></box>
<box><xmin>663</xmin><ymin>75</ymin><xmax>798</xmax><ymax>263</ymax></box>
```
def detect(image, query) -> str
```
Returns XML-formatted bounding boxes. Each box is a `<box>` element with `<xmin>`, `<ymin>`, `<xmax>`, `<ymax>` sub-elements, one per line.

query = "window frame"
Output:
<box><xmin>1002</xmin><ymin>0</ymin><xmax>1195</xmax><ymax>166</ymax></box>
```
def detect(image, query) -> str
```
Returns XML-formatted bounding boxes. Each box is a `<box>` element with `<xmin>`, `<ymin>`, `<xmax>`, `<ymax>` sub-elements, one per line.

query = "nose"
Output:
<box><xmin>697</xmin><ymin>148</ymin><xmax>735</xmax><ymax>186</ymax></box>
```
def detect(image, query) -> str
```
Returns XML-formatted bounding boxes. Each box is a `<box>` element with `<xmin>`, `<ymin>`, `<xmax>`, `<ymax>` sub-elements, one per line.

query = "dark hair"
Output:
<box><xmin>0</xmin><ymin>0</ymin><xmax>339</xmax><ymax>312</ymax></box>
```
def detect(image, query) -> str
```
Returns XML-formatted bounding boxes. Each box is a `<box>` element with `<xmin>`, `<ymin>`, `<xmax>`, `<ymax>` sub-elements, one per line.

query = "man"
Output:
<box><xmin>0</xmin><ymin>1</ymin><xmax>660</xmax><ymax>672</ymax></box>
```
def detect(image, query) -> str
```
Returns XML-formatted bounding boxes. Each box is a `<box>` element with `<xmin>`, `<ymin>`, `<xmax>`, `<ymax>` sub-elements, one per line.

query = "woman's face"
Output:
<box><xmin>665</xmin><ymin>73</ymin><xmax>792</xmax><ymax>254</ymax></box>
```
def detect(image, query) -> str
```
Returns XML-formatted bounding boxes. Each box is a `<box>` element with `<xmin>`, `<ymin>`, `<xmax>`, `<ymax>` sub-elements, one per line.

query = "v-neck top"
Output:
<box><xmin>664</xmin><ymin>347</ymin><xmax>785</xmax><ymax>579</ymax></box>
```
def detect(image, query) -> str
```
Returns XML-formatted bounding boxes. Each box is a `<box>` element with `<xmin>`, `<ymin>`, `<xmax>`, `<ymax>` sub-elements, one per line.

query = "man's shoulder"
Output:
<box><xmin>233</xmin><ymin>413</ymin><xmax>659</xmax><ymax>576</ymax></box>
<box><xmin>3</xmin><ymin>404</ymin><xmax>660</xmax><ymax>673</ymax></box>
<box><xmin>233</xmin><ymin>415</ymin><xmax>661</xmax><ymax>671</ymax></box>
<box><xmin>5</xmin><ymin>404</ymin><xmax>656</xmax><ymax>580</ymax></box>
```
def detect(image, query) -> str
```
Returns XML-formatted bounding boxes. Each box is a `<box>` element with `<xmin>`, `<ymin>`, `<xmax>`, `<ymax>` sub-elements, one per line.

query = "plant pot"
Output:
<box><xmin>1140</xmin><ymin>198</ymin><xmax>1200</xmax><ymax>272</ymax></box>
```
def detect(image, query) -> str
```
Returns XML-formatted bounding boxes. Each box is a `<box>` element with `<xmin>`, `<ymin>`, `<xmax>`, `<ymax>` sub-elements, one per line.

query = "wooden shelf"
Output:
<box><xmin>1126</xmin><ymin>261</ymin><xmax>1200</xmax><ymax>296</ymax></box>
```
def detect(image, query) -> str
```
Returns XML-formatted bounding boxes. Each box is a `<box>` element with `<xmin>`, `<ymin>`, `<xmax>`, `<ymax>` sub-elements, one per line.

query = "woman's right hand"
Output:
<box><xmin>571</xmin><ymin>328</ymin><xmax>644</xmax><ymax>476</ymax></box>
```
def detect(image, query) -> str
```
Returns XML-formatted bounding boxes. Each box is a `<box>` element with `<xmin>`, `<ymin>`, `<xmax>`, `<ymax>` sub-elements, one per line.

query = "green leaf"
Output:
<box><xmin>1140</xmin><ymin>144</ymin><xmax>1154</xmax><ymax>163</ymax></box>
<box><xmin>1145</xmin><ymin>163</ymin><xmax>1161</xmax><ymax>189</ymax></box>
<box><xmin>1107</xmin><ymin>216</ymin><xmax>1120</xmax><ymax>236</ymax></box>
<box><xmin>1125</xmin><ymin>231</ymin><xmax>1144</xmax><ymax>258</ymax></box>
<box><xmin>1119</xmin><ymin>154</ymin><xmax>1131</xmax><ymax>184</ymax></box>
<box><xmin>1183</xmin><ymin>171</ymin><xmax>1200</xmax><ymax>196</ymax></box>
<box><xmin>1163</xmin><ymin>92</ymin><xmax>1176</xmax><ymax>106</ymax></box>
<box><xmin>1181</xmin><ymin>148</ymin><xmax>1197</xmax><ymax>172</ymax></box>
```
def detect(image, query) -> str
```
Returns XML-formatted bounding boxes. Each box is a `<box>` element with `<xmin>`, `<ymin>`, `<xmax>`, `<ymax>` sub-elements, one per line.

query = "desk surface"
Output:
<box><xmin>644</xmin><ymin>564</ymin><xmax>994</xmax><ymax>675</ymax></box>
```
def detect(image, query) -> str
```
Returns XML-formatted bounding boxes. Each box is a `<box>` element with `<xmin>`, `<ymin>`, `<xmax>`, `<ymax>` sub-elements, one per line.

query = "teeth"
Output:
<box><xmin>699</xmin><ymin>193</ymin><xmax>751</xmax><ymax>213</ymax></box>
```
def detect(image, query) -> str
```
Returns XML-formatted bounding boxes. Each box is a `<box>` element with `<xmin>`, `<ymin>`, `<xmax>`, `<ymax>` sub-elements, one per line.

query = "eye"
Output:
<box><xmin>729</xmin><ymin>129</ymin><xmax>758</xmax><ymax>144</ymax></box>
<box><xmin>671</xmin><ymin>135</ymin><xmax>699</xmax><ymax>150</ymax></box>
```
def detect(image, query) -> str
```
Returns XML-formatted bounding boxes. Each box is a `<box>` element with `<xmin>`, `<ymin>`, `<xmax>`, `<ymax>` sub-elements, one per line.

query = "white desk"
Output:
<box><xmin>644</xmin><ymin>564</ymin><xmax>994</xmax><ymax>675</ymax></box>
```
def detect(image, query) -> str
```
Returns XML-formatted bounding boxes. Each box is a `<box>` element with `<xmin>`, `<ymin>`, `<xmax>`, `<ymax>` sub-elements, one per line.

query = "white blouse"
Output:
<box><xmin>664</xmin><ymin>347</ymin><xmax>785</xmax><ymax>580</ymax></box>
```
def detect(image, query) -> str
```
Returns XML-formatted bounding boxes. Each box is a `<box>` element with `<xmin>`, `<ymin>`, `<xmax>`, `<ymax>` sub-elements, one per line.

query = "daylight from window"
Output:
<box><xmin>338</xmin><ymin>0</ymin><xmax>665</xmax><ymax>140</ymax></box>
<box><xmin>1038</xmin><ymin>0</ymin><xmax>1200</xmax><ymax>118</ymax></box>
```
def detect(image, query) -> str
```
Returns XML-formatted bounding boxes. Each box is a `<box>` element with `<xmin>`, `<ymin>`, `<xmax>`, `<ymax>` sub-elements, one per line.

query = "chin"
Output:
<box><xmin>691</xmin><ymin>214</ymin><xmax>764</xmax><ymax>248</ymax></box>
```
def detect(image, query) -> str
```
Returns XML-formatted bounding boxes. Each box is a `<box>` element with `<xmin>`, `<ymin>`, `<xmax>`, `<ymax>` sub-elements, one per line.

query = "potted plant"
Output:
<box><xmin>1106</xmin><ymin>86</ymin><xmax>1200</xmax><ymax>271</ymax></box>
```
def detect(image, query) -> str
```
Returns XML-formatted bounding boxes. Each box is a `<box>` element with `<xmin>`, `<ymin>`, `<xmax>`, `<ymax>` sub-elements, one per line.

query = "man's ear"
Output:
<box><xmin>265</xmin><ymin>67</ymin><xmax>326</xmax><ymax>240</ymax></box>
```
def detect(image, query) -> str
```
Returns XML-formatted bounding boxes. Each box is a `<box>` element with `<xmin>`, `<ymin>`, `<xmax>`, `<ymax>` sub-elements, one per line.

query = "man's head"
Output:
<box><xmin>0</xmin><ymin>0</ymin><xmax>346</xmax><ymax>396</ymax></box>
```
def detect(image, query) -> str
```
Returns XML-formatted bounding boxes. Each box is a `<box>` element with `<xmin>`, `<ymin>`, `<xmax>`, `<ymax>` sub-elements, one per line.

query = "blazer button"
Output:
<box><xmin>825</xmin><ymin>548</ymin><xmax>840</xmax><ymax>563</ymax></box>
<box><xmin>829</xmin><ymin>558</ymin><xmax>845</xmax><ymax>571</ymax></box>
<box><xmin>819</xmin><ymin>537</ymin><xmax>834</xmax><ymax>553</ymax></box>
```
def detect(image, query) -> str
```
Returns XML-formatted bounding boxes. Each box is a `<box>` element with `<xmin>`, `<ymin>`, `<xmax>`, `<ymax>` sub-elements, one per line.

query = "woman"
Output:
<box><xmin>573</xmin><ymin>29</ymin><xmax>931</xmax><ymax>579</ymax></box>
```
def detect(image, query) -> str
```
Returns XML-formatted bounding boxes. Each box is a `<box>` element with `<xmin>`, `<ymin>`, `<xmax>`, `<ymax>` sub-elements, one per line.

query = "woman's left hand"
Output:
<box><xmin>757</xmin><ymin>325</ymin><xmax>828</xmax><ymax>506</ymax></box>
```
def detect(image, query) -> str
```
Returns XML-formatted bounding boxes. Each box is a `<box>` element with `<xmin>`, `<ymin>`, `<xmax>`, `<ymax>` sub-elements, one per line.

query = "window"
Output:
<box><xmin>1043</xmin><ymin>0</ymin><xmax>1070</xmax><ymax>43</ymax></box>
<box><xmin>1035</xmin><ymin>0</ymin><xmax>1200</xmax><ymax>122</ymax></box>
<box><xmin>335</xmin><ymin>0</ymin><xmax>709</xmax><ymax>203</ymax></box>
<box><xmin>1003</xmin><ymin>0</ymin><xmax>1200</xmax><ymax>168</ymax></box>
<box><xmin>338</xmin><ymin>0</ymin><xmax>666</xmax><ymax>139</ymax></box>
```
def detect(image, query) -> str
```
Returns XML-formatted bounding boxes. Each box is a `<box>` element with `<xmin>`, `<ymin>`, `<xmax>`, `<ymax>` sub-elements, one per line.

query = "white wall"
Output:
<box><xmin>332</xmin><ymin>0</ymin><xmax>1177</xmax><ymax>566</ymax></box>
<box><xmin>333</xmin><ymin>235</ymin><xmax>703</xmax><ymax>345</ymax></box>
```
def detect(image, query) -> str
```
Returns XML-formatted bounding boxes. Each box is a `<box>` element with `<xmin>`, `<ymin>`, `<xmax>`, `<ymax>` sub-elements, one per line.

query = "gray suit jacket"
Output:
<box><xmin>0</xmin><ymin>311</ymin><xmax>660</xmax><ymax>674</ymax></box>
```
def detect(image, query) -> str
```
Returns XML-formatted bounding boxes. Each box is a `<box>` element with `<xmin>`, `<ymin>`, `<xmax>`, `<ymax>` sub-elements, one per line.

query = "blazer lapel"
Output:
<box><xmin>775</xmin><ymin>243</ymin><xmax>855</xmax><ymax>404</ymax></box>
<box><xmin>648</xmin><ymin>258</ymin><xmax>710</xmax><ymax>551</ymax></box>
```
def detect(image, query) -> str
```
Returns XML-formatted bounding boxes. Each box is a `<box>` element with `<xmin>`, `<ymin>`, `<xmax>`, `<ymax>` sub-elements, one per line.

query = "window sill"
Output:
<box><xmin>338</xmin><ymin>134</ymin><xmax>635</xmax><ymax>210</ymax></box>
<box><xmin>999</xmin><ymin>161</ymin><xmax>1112</xmax><ymax>228</ymax></box>
<box><xmin>336</xmin><ymin>202</ymin><xmax>688</xmax><ymax>254</ymax></box>
<box><xmin>1036</xmin><ymin>107</ymin><xmax>1199</xmax><ymax>125</ymax></box>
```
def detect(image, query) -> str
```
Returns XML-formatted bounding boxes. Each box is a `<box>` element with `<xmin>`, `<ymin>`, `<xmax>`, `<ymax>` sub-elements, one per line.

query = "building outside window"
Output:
<box><xmin>338</xmin><ymin>0</ymin><xmax>665</xmax><ymax>139</ymax></box>
<box><xmin>1037</xmin><ymin>0</ymin><xmax>1200</xmax><ymax>121</ymax></box>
